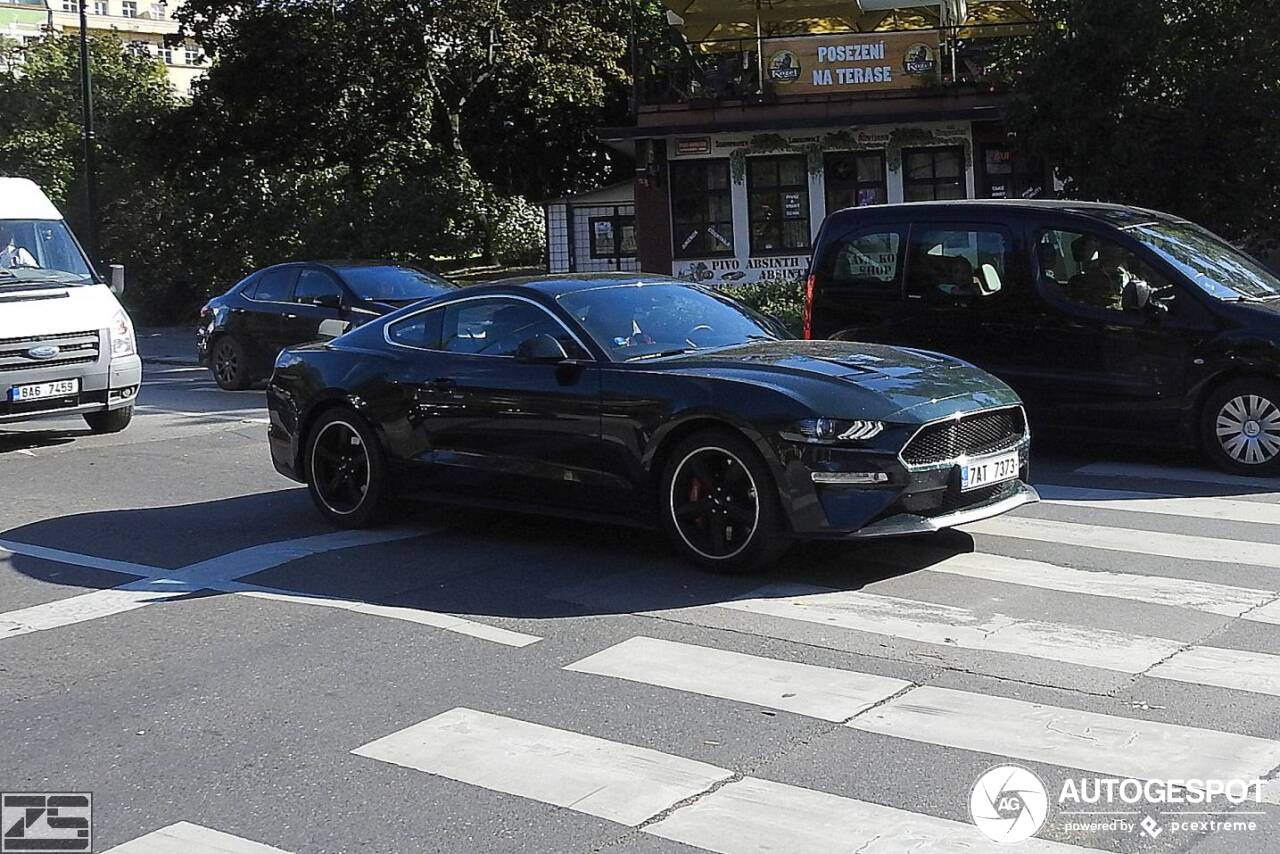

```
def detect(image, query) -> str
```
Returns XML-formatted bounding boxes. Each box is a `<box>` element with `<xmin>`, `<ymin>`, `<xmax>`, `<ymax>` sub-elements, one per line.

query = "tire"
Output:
<box><xmin>84</xmin><ymin>405</ymin><xmax>133</xmax><ymax>434</ymax></box>
<box><xmin>659</xmin><ymin>429</ymin><xmax>792</xmax><ymax>573</ymax></box>
<box><xmin>1201</xmin><ymin>377</ymin><xmax>1280</xmax><ymax>475</ymax></box>
<box><xmin>304</xmin><ymin>408</ymin><xmax>392</xmax><ymax>527</ymax></box>
<box><xmin>211</xmin><ymin>335</ymin><xmax>252</xmax><ymax>391</ymax></box>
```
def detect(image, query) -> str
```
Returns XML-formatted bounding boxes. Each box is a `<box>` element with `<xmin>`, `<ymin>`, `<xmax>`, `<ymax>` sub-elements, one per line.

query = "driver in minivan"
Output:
<box><xmin>1069</xmin><ymin>236</ymin><xmax>1139</xmax><ymax>310</ymax></box>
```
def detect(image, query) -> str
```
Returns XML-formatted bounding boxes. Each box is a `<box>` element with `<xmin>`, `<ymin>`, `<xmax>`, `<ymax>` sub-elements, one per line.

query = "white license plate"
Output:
<box><xmin>8</xmin><ymin>379</ymin><xmax>80</xmax><ymax>402</ymax></box>
<box><xmin>960</xmin><ymin>450</ymin><xmax>1020</xmax><ymax>492</ymax></box>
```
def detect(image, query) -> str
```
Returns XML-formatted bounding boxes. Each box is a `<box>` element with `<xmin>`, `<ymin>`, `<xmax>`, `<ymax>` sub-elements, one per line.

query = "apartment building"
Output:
<box><xmin>47</xmin><ymin>0</ymin><xmax>205</xmax><ymax>93</ymax></box>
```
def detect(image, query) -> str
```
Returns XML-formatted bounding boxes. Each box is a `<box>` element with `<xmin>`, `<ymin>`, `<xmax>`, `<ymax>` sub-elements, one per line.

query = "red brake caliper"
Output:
<box><xmin>689</xmin><ymin>478</ymin><xmax>706</xmax><ymax>528</ymax></box>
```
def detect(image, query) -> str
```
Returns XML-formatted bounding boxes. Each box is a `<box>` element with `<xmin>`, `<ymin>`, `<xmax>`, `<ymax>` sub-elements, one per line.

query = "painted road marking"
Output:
<box><xmin>352</xmin><ymin>707</ymin><xmax>731</xmax><ymax>826</ymax></box>
<box><xmin>0</xmin><ymin>539</ymin><xmax>154</xmax><ymax>576</ymax></box>
<box><xmin>963</xmin><ymin>515</ymin><xmax>1280</xmax><ymax>569</ymax></box>
<box><xmin>1147</xmin><ymin>646</ymin><xmax>1280</xmax><ymax>697</ymax></box>
<box><xmin>102</xmin><ymin>822</ymin><xmax>290</xmax><ymax>853</ymax></box>
<box><xmin>565</xmin><ymin>636</ymin><xmax>911</xmax><ymax>722</ymax></box>
<box><xmin>1038</xmin><ymin>484</ymin><xmax>1280</xmax><ymax>526</ymax></box>
<box><xmin>1070</xmin><ymin>461</ymin><xmax>1280</xmax><ymax>491</ymax></box>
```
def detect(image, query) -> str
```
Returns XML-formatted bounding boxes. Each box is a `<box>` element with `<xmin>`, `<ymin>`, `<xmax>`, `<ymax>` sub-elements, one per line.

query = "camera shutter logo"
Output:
<box><xmin>970</xmin><ymin>765</ymin><xmax>1049</xmax><ymax>844</ymax></box>
<box><xmin>1</xmin><ymin>793</ymin><xmax>92</xmax><ymax>853</ymax></box>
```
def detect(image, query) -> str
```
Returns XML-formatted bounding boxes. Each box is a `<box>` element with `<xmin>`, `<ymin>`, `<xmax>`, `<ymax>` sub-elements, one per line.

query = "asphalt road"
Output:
<box><xmin>2</xmin><ymin>352</ymin><xmax>1279</xmax><ymax>853</ymax></box>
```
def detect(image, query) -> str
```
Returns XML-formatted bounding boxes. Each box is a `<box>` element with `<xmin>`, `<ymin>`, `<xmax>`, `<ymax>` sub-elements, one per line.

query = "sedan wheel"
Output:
<box><xmin>212</xmin><ymin>337</ymin><xmax>250</xmax><ymax>390</ymax></box>
<box><xmin>1203</xmin><ymin>379</ymin><xmax>1280</xmax><ymax>475</ymax></box>
<box><xmin>305</xmin><ymin>409</ymin><xmax>391</xmax><ymax>527</ymax></box>
<box><xmin>660</xmin><ymin>430</ymin><xmax>791</xmax><ymax>572</ymax></box>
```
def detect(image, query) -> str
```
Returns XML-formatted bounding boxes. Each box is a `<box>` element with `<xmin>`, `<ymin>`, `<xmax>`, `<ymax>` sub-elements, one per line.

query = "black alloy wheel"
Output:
<box><xmin>212</xmin><ymin>336</ymin><xmax>250</xmax><ymax>390</ymax></box>
<box><xmin>660</xmin><ymin>430</ymin><xmax>790</xmax><ymax>572</ymax></box>
<box><xmin>306</xmin><ymin>409</ymin><xmax>391</xmax><ymax>527</ymax></box>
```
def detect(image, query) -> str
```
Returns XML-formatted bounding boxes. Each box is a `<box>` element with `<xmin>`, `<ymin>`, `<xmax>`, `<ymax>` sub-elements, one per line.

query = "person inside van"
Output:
<box><xmin>0</xmin><ymin>225</ymin><xmax>38</xmax><ymax>269</ymax></box>
<box><xmin>1068</xmin><ymin>235</ymin><xmax>1130</xmax><ymax>310</ymax></box>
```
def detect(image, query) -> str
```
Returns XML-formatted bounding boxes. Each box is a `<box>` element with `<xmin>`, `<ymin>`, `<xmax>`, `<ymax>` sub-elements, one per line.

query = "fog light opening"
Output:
<box><xmin>811</xmin><ymin>472</ymin><xmax>891</xmax><ymax>485</ymax></box>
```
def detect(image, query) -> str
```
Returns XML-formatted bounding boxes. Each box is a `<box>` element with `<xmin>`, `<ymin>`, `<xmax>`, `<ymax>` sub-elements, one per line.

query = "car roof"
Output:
<box><xmin>488</xmin><ymin>273</ymin><xmax>685</xmax><ymax>298</ymax></box>
<box><xmin>0</xmin><ymin>177</ymin><xmax>63</xmax><ymax>220</ymax></box>
<box><xmin>825</xmin><ymin>199</ymin><xmax>1186</xmax><ymax>229</ymax></box>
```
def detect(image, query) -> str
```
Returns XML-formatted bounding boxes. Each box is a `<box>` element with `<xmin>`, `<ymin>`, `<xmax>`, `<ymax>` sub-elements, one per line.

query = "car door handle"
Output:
<box><xmin>415</xmin><ymin>378</ymin><xmax>457</xmax><ymax>398</ymax></box>
<box><xmin>285</xmin><ymin>313</ymin><xmax>298</xmax><ymax>319</ymax></box>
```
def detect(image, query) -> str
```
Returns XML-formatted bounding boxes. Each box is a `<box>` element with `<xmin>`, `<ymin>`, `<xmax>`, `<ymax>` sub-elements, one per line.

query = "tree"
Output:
<box><xmin>1003</xmin><ymin>0</ymin><xmax>1280</xmax><ymax>249</ymax></box>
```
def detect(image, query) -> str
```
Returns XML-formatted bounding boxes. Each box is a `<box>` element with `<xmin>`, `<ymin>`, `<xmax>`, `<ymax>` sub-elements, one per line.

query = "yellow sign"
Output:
<box><xmin>765</xmin><ymin>31</ymin><xmax>942</xmax><ymax>95</ymax></box>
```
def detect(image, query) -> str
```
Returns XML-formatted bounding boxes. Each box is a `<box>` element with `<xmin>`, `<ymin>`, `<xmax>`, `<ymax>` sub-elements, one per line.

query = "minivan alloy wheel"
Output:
<box><xmin>1216</xmin><ymin>394</ymin><xmax>1280</xmax><ymax>465</ymax></box>
<box><xmin>310</xmin><ymin>420</ymin><xmax>371</xmax><ymax>514</ymax></box>
<box><xmin>669</xmin><ymin>446</ymin><xmax>760</xmax><ymax>560</ymax></box>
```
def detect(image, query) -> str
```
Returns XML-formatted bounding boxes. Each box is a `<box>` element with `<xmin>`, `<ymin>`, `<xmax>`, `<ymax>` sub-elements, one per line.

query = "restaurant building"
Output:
<box><xmin>549</xmin><ymin>0</ymin><xmax>1043</xmax><ymax>284</ymax></box>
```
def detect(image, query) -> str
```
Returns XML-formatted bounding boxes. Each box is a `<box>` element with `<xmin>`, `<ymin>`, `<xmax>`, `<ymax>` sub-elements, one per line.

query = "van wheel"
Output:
<box><xmin>212</xmin><ymin>335</ymin><xmax>251</xmax><ymax>390</ymax></box>
<box><xmin>84</xmin><ymin>406</ymin><xmax>133</xmax><ymax>434</ymax></box>
<box><xmin>305</xmin><ymin>408</ymin><xmax>392</xmax><ymax>528</ymax></box>
<box><xmin>659</xmin><ymin>429</ymin><xmax>791</xmax><ymax>573</ymax></box>
<box><xmin>1202</xmin><ymin>378</ymin><xmax>1280</xmax><ymax>474</ymax></box>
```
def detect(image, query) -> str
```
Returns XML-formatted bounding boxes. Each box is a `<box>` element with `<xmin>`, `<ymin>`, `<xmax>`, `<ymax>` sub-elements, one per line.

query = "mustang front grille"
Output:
<box><xmin>901</xmin><ymin>407</ymin><xmax>1026</xmax><ymax>467</ymax></box>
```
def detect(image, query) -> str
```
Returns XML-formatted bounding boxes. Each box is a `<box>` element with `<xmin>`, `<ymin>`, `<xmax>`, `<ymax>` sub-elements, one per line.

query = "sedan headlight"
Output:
<box><xmin>110</xmin><ymin>309</ymin><xmax>136</xmax><ymax>358</ymax></box>
<box><xmin>788</xmin><ymin>418</ymin><xmax>885</xmax><ymax>443</ymax></box>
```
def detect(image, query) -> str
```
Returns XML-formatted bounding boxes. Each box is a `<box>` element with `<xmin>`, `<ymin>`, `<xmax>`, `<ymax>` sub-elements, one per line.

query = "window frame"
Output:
<box><xmin>815</xmin><ymin>224</ymin><xmax>909</xmax><ymax>299</ymax></box>
<box><xmin>902</xmin><ymin>146</ymin><xmax>967</xmax><ymax>203</ymax></box>
<box><xmin>292</xmin><ymin>267</ymin><xmax>348</xmax><ymax>305</ymax></box>
<box><xmin>244</xmin><ymin>266</ymin><xmax>299</xmax><ymax>304</ymax></box>
<box><xmin>1031</xmin><ymin>225</ymin><xmax>1185</xmax><ymax>323</ymax></box>
<box><xmin>669</xmin><ymin>158</ymin><xmax>735</xmax><ymax>260</ymax></box>
<box><xmin>904</xmin><ymin>222</ymin><xmax>1017</xmax><ymax>305</ymax></box>
<box><xmin>746</xmin><ymin>154</ymin><xmax>811</xmax><ymax>256</ymax></box>
<box><xmin>588</xmin><ymin>214</ymin><xmax>637</xmax><ymax>262</ymax></box>
<box><xmin>382</xmin><ymin>294</ymin><xmax>595</xmax><ymax>360</ymax></box>
<box><xmin>121</xmin><ymin>0</ymin><xmax>136</xmax><ymax>16</ymax></box>
<box><xmin>823</xmin><ymin>151</ymin><xmax>888</xmax><ymax>213</ymax></box>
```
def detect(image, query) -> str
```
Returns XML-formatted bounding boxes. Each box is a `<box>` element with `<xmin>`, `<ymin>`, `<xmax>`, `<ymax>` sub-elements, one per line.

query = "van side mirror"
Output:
<box><xmin>109</xmin><ymin>264</ymin><xmax>125</xmax><ymax>296</ymax></box>
<box><xmin>515</xmin><ymin>334</ymin><xmax>569</xmax><ymax>363</ymax></box>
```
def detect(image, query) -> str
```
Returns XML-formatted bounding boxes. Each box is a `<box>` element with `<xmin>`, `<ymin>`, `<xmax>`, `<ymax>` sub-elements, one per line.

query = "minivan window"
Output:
<box><xmin>1126</xmin><ymin>220</ymin><xmax>1280</xmax><ymax>301</ymax></box>
<box><xmin>1037</xmin><ymin>229</ymin><xmax>1177</xmax><ymax>314</ymax></box>
<box><xmin>0</xmin><ymin>220</ymin><xmax>94</xmax><ymax>285</ymax></box>
<box><xmin>907</xmin><ymin>227</ymin><xmax>1011</xmax><ymax>301</ymax></box>
<box><xmin>822</xmin><ymin>230</ymin><xmax>903</xmax><ymax>292</ymax></box>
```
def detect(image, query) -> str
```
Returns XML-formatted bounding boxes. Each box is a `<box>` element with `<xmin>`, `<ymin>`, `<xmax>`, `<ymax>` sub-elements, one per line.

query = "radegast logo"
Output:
<box><xmin>970</xmin><ymin>765</ymin><xmax>1049</xmax><ymax>844</ymax></box>
<box><xmin>768</xmin><ymin>49</ymin><xmax>800</xmax><ymax>84</ymax></box>
<box><xmin>1</xmin><ymin>793</ymin><xmax>92</xmax><ymax>852</ymax></box>
<box><xmin>903</xmin><ymin>42</ymin><xmax>937</xmax><ymax>76</ymax></box>
<box><xmin>24</xmin><ymin>345</ymin><xmax>60</xmax><ymax>361</ymax></box>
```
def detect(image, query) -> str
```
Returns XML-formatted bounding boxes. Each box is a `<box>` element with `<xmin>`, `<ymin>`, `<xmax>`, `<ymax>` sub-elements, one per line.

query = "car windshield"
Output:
<box><xmin>1125</xmin><ymin>220</ymin><xmax>1280</xmax><ymax>301</ymax></box>
<box><xmin>0</xmin><ymin>219</ymin><xmax>95</xmax><ymax>287</ymax></box>
<box><xmin>337</xmin><ymin>265</ymin><xmax>455</xmax><ymax>301</ymax></box>
<box><xmin>557</xmin><ymin>282</ymin><xmax>787</xmax><ymax>361</ymax></box>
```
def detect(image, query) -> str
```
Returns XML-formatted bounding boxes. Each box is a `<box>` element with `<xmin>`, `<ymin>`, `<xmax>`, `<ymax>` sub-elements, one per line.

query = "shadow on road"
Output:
<box><xmin>0</xmin><ymin>429</ymin><xmax>81</xmax><ymax>454</ymax></box>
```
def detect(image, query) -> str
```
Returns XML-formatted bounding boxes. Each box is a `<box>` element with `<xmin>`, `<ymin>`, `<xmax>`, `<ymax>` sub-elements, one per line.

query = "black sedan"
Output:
<box><xmin>266</xmin><ymin>274</ymin><xmax>1038</xmax><ymax>571</ymax></box>
<box><xmin>198</xmin><ymin>260</ymin><xmax>456</xmax><ymax>389</ymax></box>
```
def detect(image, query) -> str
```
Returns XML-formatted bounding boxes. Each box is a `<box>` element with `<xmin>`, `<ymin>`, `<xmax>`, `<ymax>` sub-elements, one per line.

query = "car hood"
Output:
<box><xmin>647</xmin><ymin>339</ymin><xmax>1021</xmax><ymax>423</ymax></box>
<box><xmin>0</xmin><ymin>283</ymin><xmax>124</xmax><ymax>339</ymax></box>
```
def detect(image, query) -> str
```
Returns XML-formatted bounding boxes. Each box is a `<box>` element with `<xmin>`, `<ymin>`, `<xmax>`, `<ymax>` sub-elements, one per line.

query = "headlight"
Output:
<box><xmin>788</xmin><ymin>418</ymin><xmax>885</xmax><ymax>443</ymax></box>
<box><xmin>110</xmin><ymin>309</ymin><xmax>136</xmax><ymax>358</ymax></box>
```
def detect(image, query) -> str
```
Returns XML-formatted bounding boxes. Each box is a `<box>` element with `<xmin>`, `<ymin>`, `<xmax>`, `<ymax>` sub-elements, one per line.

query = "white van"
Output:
<box><xmin>0</xmin><ymin>177</ymin><xmax>140</xmax><ymax>433</ymax></box>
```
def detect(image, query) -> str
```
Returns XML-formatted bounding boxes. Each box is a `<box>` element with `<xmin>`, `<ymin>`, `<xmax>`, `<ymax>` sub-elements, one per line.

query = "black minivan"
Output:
<box><xmin>805</xmin><ymin>200</ymin><xmax>1280</xmax><ymax>474</ymax></box>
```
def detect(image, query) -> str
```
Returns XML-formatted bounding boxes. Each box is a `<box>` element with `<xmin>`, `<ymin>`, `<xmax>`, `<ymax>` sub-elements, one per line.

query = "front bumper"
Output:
<box><xmin>848</xmin><ymin>481</ymin><xmax>1039</xmax><ymax>539</ymax></box>
<box><xmin>0</xmin><ymin>354</ymin><xmax>141</xmax><ymax>424</ymax></box>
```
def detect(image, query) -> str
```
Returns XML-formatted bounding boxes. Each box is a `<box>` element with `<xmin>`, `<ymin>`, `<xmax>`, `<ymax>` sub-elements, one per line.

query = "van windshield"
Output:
<box><xmin>0</xmin><ymin>220</ymin><xmax>95</xmax><ymax>287</ymax></box>
<box><xmin>1126</xmin><ymin>220</ymin><xmax>1280</xmax><ymax>301</ymax></box>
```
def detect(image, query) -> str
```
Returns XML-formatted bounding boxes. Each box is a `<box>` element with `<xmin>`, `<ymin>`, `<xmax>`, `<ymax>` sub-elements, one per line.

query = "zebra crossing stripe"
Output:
<box><xmin>962</xmin><ymin>515</ymin><xmax>1280</xmax><ymax>568</ymax></box>
<box><xmin>1037</xmin><ymin>484</ymin><xmax>1280</xmax><ymax>526</ymax></box>
<box><xmin>102</xmin><ymin>822</ymin><xmax>290</xmax><ymax>853</ymax></box>
<box><xmin>1146</xmin><ymin>645</ymin><xmax>1280</xmax><ymax>697</ymax></box>
<box><xmin>566</xmin><ymin>636</ymin><xmax>911</xmax><ymax>722</ymax></box>
<box><xmin>649</xmin><ymin>775</ymin><xmax>1104</xmax><ymax>854</ymax></box>
<box><xmin>1070</xmin><ymin>461</ymin><xmax>1280</xmax><ymax>490</ymax></box>
<box><xmin>848</xmin><ymin>686</ymin><xmax>1280</xmax><ymax>783</ymax></box>
<box><xmin>919</xmin><ymin>551</ymin><xmax>1276</xmax><ymax>619</ymax></box>
<box><xmin>352</xmin><ymin>707</ymin><xmax>731</xmax><ymax>826</ymax></box>
<box><xmin>717</xmin><ymin>585</ymin><xmax>1184</xmax><ymax>674</ymax></box>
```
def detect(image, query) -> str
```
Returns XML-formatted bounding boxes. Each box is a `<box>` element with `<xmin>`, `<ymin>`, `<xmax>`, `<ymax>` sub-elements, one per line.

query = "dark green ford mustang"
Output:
<box><xmin>267</xmin><ymin>274</ymin><xmax>1037</xmax><ymax>572</ymax></box>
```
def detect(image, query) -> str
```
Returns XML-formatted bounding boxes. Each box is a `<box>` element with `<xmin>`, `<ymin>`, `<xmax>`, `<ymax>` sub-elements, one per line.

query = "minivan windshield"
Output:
<box><xmin>1126</xmin><ymin>220</ymin><xmax>1280</xmax><ymax>301</ymax></box>
<box><xmin>0</xmin><ymin>219</ymin><xmax>95</xmax><ymax>287</ymax></box>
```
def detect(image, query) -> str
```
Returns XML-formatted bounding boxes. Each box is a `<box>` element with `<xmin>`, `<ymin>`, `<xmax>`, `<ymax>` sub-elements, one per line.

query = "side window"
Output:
<box><xmin>1036</xmin><ymin>230</ymin><xmax>1177</xmax><ymax>315</ymax></box>
<box><xmin>251</xmin><ymin>267</ymin><xmax>295</xmax><ymax>302</ymax></box>
<box><xmin>907</xmin><ymin>226</ymin><xmax>1013</xmax><ymax>302</ymax></box>
<box><xmin>388</xmin><ymin>308</ymin><xmax>444</xmax><ymax>349</ymax></box>
<box><xmin>820</xmin><ymin>230</ymin><xmax>904</xmax><ymax>293</ymax></box>
<box><xmin>441</xmin><ymin>298</ymin><xmax>587</xmax><ymax>359</ymax></box>
<box><xmin>294</xmin><ymin>269</ymin><xmax>344</xmax><ymax>304</ymax></box>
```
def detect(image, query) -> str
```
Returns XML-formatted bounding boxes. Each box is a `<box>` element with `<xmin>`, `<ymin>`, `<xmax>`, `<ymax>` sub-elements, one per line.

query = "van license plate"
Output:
<box><xmin>960</xmin><ymin>450</ymin><xmax>1020</xmax><ymax>492</ymax></box>
<box><xmin>9</xmin><ymin>379</ymin><xmax>80</xmax><ymax>402</ymax></box>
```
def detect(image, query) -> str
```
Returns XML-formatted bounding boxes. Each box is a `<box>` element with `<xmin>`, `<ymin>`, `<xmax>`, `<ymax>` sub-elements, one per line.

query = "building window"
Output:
<box><xmin>903</xmin><ymin>147</ymin><xmax>966</xmax><ymax>202</ymax></box>
<box><xmin>747</xmin><ymin>155</ymin><xmax>810</xmax><ymax>254</ymax></box>
<box><xmin>184</xmin><ymin>45</ymin><xmax>204</xmax><ymax>65</ymax></box>
<box><xmin>159</xmin><ymin>45</ymin><xmax>173</xmax><ymax>64</ymax></box>
<box><xmin>589</xmin><ymin>214</ymin><xmax>637</xmax><ymax>261</ymax></box>
<box><xmin>121</xmin><ymin>0</ymin><xmax>136</xmax><ymax>16</ymax></box>
<box><xmin>62</xmin><ymin>0</ymin><xmax>79</xmax><ymax>11</ymax></box>
<box><xmin>149</xmin><ymin>2</ymin><xmax>164</xmax><ymax>18</ymax></box>
<box><xmin>824</xmin><ymin>151</ymin><xmax>887</xmax><ymax>212</ymax></box>
<box><xmin>126</xmin><ymin>40</ymin><xmax>148</xmax><ymax>57</ymax></box>
<box><xmin>670</xmin><ymin>159</ymin><xmax>734</xmax><ymax>258</ymax></box>
<box><xmin>93</xmin><ymin>0</ymin><xmax>108</xmax><ymax>14</ymax></box>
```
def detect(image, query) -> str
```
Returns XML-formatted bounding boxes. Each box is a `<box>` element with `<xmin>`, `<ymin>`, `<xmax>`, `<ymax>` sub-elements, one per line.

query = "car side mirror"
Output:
<box><xmin>515</xmin><ymin>334</ymin><xmax>569</xmax><ymax>363</ymax></box>
<box><xmin>109</xmin><ymin>264</ymin><xmax>125</xmax><ymax>296</ymax></box>
<box><xmin>313</xmin><ymin>293</ymin><xmax>342</xmax><ymax>310</ymax></box>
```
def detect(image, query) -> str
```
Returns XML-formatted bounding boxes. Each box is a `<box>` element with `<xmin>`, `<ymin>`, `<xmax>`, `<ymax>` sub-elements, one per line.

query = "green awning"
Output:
<box><xmin>0</xmin><ymin>7</ymin><xmax>47</xmax><ymax>27</ymax></box>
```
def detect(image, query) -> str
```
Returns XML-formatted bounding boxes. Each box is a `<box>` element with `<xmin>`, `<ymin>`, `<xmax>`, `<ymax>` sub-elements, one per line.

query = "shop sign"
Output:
<box><xmin>674</xmin><ymin>137</ymin><xmax>712</xmax><ymax>156</ymax></box>
<box><xmin>765</xmin><ymin>30</ymin><xmax>942</xmax><ymax>95</ymax></box>
<box><xmin>675</xmin><ymin>255</ymin><xmax>811</xmax><ymax>285</ymax></box>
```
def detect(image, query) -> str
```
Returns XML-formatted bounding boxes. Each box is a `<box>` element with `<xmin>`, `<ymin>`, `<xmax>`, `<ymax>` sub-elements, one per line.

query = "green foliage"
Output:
<box><xmin>1001</xmin><ymin>0</ymin><xmax>1280</xmax><ymax>249</ymax></box>
<box><xmin>723</xmin><ymin>277</ymin><xmax>805</xmax><ymax>336</ymax></box>
<box><xmin>491</xmin><ymin>196</ymin><xmax>547</xmax><ymax>267</ymax></box>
